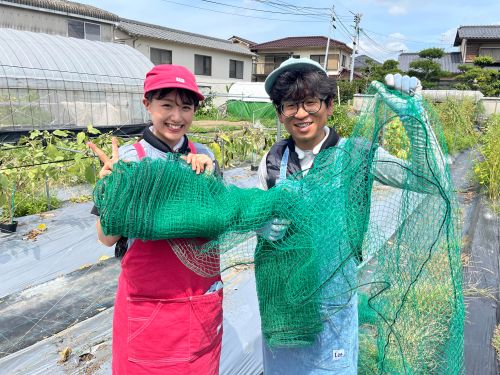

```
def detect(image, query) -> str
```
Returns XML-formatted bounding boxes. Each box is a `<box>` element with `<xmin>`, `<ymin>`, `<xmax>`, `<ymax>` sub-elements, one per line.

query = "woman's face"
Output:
<box><xmin>143</xmin><ymin>89</ymin><xmax>195</xmax><ymax>148</ymax></box>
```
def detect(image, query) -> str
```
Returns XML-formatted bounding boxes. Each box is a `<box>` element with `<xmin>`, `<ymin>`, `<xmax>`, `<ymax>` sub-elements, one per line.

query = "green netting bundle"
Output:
<box><xmin>94</xmin><ymin>83</ymin><xmax>464</xmax><ymax>374</ymax></box>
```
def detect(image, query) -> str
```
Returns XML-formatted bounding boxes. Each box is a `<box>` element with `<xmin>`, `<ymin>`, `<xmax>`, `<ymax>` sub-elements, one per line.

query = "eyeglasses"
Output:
<box><xmin>279</xmin><ymin>97</ymin><xmax>326</xmax><ymax>118</ymax></box>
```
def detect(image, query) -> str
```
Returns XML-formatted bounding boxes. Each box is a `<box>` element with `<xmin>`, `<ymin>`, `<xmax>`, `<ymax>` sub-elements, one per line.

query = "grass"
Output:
<box><xmin>493</xmin><ymin>325</ymin><xmax>500</xmax><ymax>362</ymax></box>
<box><xmin>474</xmin><ymin>114</ymin><xmax>500</xmax><ymax>210</ymax></box>
<box><xmin>429</xmin><ymin>97</ymin><xmax>481</xmax><ymax>155</ymax></box>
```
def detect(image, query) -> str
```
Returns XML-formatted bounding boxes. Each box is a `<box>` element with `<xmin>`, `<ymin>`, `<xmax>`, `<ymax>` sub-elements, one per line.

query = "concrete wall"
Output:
<box><xmin>480</xmin><ymin>97</ymin><xmax>500</xmax><ymax>117</ymax></box>
<box><xmin>115</xmin><ymin>31</ymin><xmax>253</xmax><ymax>95</ymax></box>
<box><xmin>0</xmin><ymin>4</ymin><xmax>114</xmax><ymax>41</ymax></box>
<box><xmin>353</xmin><ymin>91</ymin><xmax>500</xmax><ymax>118</ymax></box>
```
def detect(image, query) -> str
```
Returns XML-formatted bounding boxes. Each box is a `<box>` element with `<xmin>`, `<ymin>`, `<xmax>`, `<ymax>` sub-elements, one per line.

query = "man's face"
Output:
<box><xmin>143</xmin><ymin>90</ymin><xmax>195</xmax><ymax>148</ymax></box>
<box><xmin>279</xmin><ymin>97</ymin><xmax>333</xmax><ymax>150</ymax></box>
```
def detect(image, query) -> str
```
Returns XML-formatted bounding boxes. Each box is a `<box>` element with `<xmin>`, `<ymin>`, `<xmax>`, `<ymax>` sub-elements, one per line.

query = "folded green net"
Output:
<box><xmin>94</xmin><ymin>84</ymin><xmax>464</xmax><ymax>374</ymax></box>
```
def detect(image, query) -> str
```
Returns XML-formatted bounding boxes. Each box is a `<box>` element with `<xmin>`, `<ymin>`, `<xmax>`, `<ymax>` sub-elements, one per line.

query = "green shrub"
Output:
<box><xmin>474</xmin><ymin>114</ymin><xmax>500</xmax><ymax>207</ymax></box>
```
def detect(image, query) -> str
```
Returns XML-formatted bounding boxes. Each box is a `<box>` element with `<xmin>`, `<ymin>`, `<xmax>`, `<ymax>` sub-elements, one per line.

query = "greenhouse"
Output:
<box><xmin>0</xmin><ymin>28</ymin><xmax>153</xmax><ymax>135</ymax></box>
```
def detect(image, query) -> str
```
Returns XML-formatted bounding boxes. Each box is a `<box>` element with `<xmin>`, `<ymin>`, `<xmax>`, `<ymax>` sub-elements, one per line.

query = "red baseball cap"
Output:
<box><xmin>143</xmin><ymin>64</ymin><xmax>205</xmax><ymax>101</ymax></box>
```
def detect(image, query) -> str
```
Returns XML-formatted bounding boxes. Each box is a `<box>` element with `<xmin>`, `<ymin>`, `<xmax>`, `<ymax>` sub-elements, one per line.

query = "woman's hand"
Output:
<box><xmin>87</xmin><ymin>137</ymin><xmax>119</xmax><ymax>179</ymax></box>
<box><xmin>182</xmin><ymin>153</ymin><xmax>214</xmax><ymax>174</ymax></box>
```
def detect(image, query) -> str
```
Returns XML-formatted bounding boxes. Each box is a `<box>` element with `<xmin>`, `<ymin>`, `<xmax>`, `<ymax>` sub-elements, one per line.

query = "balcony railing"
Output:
<box><xmin>252</xmin><ymin>62</ymin><xmax>282</xmax><ymax>75</ymax></box>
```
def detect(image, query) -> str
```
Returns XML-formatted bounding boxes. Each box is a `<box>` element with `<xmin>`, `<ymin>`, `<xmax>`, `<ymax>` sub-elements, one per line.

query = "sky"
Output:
<box><xmin>78</xmin><ymin>0</ymin><xmax>500</xmax><ymax>62</ymax></box>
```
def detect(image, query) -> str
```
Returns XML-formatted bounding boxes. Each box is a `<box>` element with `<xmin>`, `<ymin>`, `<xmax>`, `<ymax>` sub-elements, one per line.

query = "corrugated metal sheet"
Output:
<box><xmin>2</xmin><ymin>0</ymin><xmax>120</xmax><ymax>22</ymax></box>
<box><xmin>398</xmin><ymin>52</ymin><xmax>463</xmax><ymax>73</ymax></box>
<box><xmin>118</xmin><ymin>19</ymin><xmax>254</xmax><ymax>57</ymax></box>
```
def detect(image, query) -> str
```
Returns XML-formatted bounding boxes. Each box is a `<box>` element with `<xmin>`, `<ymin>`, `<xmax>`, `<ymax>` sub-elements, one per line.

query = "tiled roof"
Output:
<box><xmin>251</xmin><ymin>36</ymin><xmax>351</xmax><ymax>52</ymax></box>
<box><xmin>229</xmin><ymin>35</ymin><xmax>256</xmax><ymax>47</ymax></box>
<box><xmin>354</xmin><ymin>54</ymin><xmax>380</xmax><ymax>70</ymax></box>
<box><xmin>398</xmin><ymin>52</ymin><xmax>463</xmax><ymax>74</ymax></box>
<box><xmin>454</xmin><ymin>25</ymin><xmax>500</xmax><ymax>46</ymax></box>
<box><xmin>118</xmin><ymin>19</ymin><xmax>254</xmax><ymax>57</ymax></box>
<box><xmin>3</xmin><ymin>0</ymin><xmax>120</xmax><ymax>22</ymax></box>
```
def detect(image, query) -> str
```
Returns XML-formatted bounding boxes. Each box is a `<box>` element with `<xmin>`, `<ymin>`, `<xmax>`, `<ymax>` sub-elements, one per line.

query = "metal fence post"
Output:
<box><xmin>45</xmin><ymin>174</ymin><xmax>51</xmax><ymax>211</ymax></box>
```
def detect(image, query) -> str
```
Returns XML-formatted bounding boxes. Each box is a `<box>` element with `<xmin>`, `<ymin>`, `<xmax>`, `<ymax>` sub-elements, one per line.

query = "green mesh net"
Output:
<box><xmin>94</xmin><ymin>83</ymin><xmax>464</xmax><ymax>374</ymax></box>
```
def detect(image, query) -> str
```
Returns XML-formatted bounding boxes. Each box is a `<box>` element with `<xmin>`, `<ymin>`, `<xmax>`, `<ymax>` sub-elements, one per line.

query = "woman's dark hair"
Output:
<box><xmin>270</xmin><ymin>70</ymin><xmax>337</xmax><ymax>109</ymax></box>
<box><xmin>145</xmin><ymin>87</ymin><xmax>200</xmax><ymax>108</ymax></box>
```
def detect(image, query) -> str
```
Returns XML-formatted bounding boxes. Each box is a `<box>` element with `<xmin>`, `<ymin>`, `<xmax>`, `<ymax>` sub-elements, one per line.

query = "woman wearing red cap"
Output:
<box><xmin>88</xmin><ymin>64</ymin><xmax>223</xmax><ymax>375</ymax></box>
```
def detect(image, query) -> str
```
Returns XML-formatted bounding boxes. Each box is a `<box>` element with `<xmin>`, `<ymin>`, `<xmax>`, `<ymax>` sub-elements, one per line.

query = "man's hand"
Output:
<box><xmin>87</xmin><ymin>137</ymin><xmax>119</xmax><ymax>179</ymax></box>
<box><xmin>384</xmin><ymin>73</ymin><xmax>422</xmax><ymax>97</ymax></box>
<box><xmin>257</xmin><ymin>218</ymin><xmax>291</xmax><ymax>242</ymax></box>
<box><xmin>182</xmin><ymin>153</ymin><xmax>214</xmax><ymax>174</ymax></box>
<box><xmin>370</xmin><ymin>74</ymin><xmax>423</xmax><ymax>117</ymax></box>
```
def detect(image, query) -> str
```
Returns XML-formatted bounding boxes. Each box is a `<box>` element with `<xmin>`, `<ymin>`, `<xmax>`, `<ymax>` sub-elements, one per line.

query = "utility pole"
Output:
<box><xmin>323</xmin><ymin>5</ymin><xmax>336</xmax><ymax>71</ymax></box>
<box><xmin>349</xmin><ymin>13</ymin><xmax>361</xmax><ymax>82</ymax></box>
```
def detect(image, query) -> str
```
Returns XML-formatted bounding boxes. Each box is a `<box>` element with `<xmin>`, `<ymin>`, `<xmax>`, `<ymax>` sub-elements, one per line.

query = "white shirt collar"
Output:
<box><xmin>295</xmin><ymin>127</ymin><xmax>330</xmax><ymax>160</ymax></box>
<box><xmin>148</xmin><ymin>126</ymin><xmax>185</xmax><ymax>152</ymax></box>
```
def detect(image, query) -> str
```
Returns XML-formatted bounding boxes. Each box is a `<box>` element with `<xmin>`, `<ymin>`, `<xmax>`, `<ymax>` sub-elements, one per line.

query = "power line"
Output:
<box><xmin>161</xmin><ymin>0</ymin><xmax>329</xmax><ymax>22</ymax></box>
<box><xmin>247</xmin><ymin>0</ymin><xmax>332</xmax><ymax>21</ymax></box>
<box><xmin>250</xmin><ymin>0</ymin><xmax>331</xmax><ymax>11</ymax></box>
<box><xmin>360</xmin><ymin>30</ymin><xmax>404</xmax><ymax>54</ymax></box>
<box><xmin>197</xmin><ymin>0</ymin><xmax>329</xmax><ymax>17</ymax></box>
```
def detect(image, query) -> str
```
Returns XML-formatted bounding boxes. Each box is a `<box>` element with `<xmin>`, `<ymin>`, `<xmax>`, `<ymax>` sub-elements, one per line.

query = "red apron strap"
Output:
<box><xmin>188</xmin><ymin>141</ymin><xmax>197</xmax><ymax>154</ymax></box>
<box><xmin>132</xmin><ymin>142</ymin><xmax>146</xmax><ymax>160</ymax></box>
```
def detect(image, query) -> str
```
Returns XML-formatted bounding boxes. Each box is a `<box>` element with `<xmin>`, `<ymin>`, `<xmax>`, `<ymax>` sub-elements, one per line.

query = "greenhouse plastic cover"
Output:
<box><xmin>0</xmin><ymin>28</ymin><xmax>153</xmax><ymax>92</ymax></box>
<box><xmin>227</xmin><ymin>82</ymin><xmax>270</xmax><ymax>102</ymax></box>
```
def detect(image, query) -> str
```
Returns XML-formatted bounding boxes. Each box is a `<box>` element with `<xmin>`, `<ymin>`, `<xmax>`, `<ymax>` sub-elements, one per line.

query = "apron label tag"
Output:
<box><xmin>332</xmin><ymin>349</ymin><xmax>345</xmax><ymax>361</ymax></box>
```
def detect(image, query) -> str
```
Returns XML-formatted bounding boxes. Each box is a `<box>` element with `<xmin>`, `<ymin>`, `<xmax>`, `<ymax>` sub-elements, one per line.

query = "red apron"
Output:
<box><xmin>112</xmin><ymin>142</ymin><xmax>223</xmax><ymax>375</ymax></box>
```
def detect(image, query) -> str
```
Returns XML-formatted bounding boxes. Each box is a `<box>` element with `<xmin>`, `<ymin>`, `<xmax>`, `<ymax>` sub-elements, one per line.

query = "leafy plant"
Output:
<box><xmin>383</xmin><ymin>118</ymin><xmax>410</xmax><ymax>160</ymax></box>
<box><xmin>13</xmin><ymin>192</ymin><xmax>61</xmax><ymax>217</ymax></box>
<box><xmin>328</xmin><ymin>104</ymin><xmax>357</xmax><ymax>137</ymax></box>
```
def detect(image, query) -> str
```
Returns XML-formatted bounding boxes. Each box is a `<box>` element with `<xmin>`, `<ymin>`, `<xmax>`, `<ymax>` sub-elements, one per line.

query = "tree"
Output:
<box><xmin>473</xmin><ymin>56</ymin><xmax>494</xmax><ymax>68</ymax></box>
<box><xmin>363</xmin><ymin>59</ymin><xmax>402</xmax><ymax>83</ymax></box>
<box><xmin>408</xmin><ymin>48</ymin><xmax>445</xmax><ymax>88</ymax></box>
<box><xmin>454</xmin><ymin>56</ymin><xmax>500</xmax><ymax>96</ymax></box>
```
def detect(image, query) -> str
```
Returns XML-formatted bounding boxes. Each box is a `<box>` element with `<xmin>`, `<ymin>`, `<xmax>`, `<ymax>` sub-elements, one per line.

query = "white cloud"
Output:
<box><xmin>388</xmin><ymin>5</ymin><xmax>408</xmax><ymax>15</ymax></box>
<box><xmin>372</xmin><ymin>0</ymin><xmax>410</xmax><ymax>16</ymax></box>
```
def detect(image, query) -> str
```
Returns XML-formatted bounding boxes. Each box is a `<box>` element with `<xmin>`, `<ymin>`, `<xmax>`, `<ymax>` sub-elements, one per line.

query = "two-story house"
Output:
<box><xmin>115</xmin><ymin>19</ymin><xmax>254</xmax><ymax>94</ymax></box>
<box><xmin>249</xmin><ymin>36</ymin><xmax>353</xmax><ymax>82</ymax></box>
<box><xmin>453</xmin><ymin>25</ymin><xmax>500</xmax><ymax>66</ymax></box>
<box><xmin>0</xmin><ymin>0</ymin><xmax>119</xmax><ymax>41</ymax></box>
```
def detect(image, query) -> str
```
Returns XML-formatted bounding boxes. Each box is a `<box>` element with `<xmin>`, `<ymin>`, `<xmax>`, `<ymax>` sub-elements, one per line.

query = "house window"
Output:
<box><xmin>229</xmin><ymin>59</ymin><xmax>244</xmax><ymax>79</ymax></box>
<box><xmin>310</xmin><ymin>54</ymin><xmax>325</xmax><ymax>67</ymax></box>
<box><xmin>479</xmin><ymin>47</ymin><xmax>500</xmax><ymax>62</ymax></box>
<box><xmin>151</xmin><ymin>48</ymin><xmax>172</xmax><ymax>65</ymax></box>
<box><xmin>264</xmin><ymin>55</ymin><xmax>288</xmax><ymax>74</ymax></box>
<box><xmin>341</xmin><ymin>55</ymin><xmax>346</xmax><ymax>67</ymax></box>
<box><xmin>68</xmin><ymin>20</ymin><xmax>101</xmax><ymax>41</ymax></box>
<box><xmin>195</xmin><ymin>54</ymin><xmax>212</xmax><ymax>76</ymax></box>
